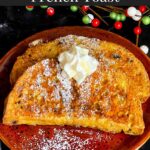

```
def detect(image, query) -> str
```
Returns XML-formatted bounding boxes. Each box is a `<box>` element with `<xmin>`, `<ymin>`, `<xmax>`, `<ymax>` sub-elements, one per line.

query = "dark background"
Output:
<box><xmin>0</xmin><ymin>6</ymin><xmax>149</xmax><ymax>149</ymax></box>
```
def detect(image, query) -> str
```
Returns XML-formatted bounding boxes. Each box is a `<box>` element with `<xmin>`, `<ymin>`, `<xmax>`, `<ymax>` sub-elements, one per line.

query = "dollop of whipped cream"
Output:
<box><xmin>58</xmin><ymin>46</ymin><xmax>99</xmax><ymax>84</ymax></box>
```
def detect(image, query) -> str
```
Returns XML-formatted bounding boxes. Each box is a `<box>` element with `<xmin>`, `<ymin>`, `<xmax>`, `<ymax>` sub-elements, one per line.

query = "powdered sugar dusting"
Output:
<box><xmin>33</xmin><ymin>128</ymin><xmax>94</xmax><ymax>150</ymax></box>
<box><xmin>22</xmin><ymin>59</ymin><xmax>74</xmax><ymax>116</ymax></box>
<box><xmin>42</xmin><ymin>59</ymin><xmax>51</xmax><ymax>77</ymax></box>
<box><xmin>36</xmin><ymin>74</ymin><xmax>44</xmax><ymax>86</ymax></box>
<box><xmin>16</xmin><ymin>126</ymin><xmax>112</xmax><ymax>150</ymax></box>
<box><xmin>57</xmin><ymin>35</ymin><xmax>100</xmax><ymax>54</ymax></box>
<box><xmin>56</xmin><ymin>64</ymin><xmax>73</xmax><ymax>114</ymax></box>
<box><xmin>53</xmin><ymin>85</ymin><xmax>61</xmax><ymax>100</ymax></box>
<box><xmin>79</xmin><ymin>76</ymin><xmax>91</xmax><ymax>102</ymax></box>
<box><xmin>47</xmin><ymin>79</ymin><xmax>61</xmax><ymax>101</ymax></box>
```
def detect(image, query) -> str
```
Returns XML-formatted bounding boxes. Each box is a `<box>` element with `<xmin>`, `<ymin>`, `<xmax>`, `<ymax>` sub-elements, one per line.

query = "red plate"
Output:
<box><xmin>0</xmin><ymin>26</ymin><xmax>150</xmax><ymax>150</ymax></box>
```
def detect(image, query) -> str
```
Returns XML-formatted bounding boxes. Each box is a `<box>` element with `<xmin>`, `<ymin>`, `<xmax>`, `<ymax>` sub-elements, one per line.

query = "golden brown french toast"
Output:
<box><xmin>10</xmin><ymin>35</ymin><xmax>150</xmax><ymax>103</ymax></box>
<box><xmin>3</xmin><ymin>56</ymin><xmax>148</xmax><ymax>135</ymax></box>
<box><xmin>5</xmin><ymin>35</ymin><xmax>150</xmax><ymax>135</ymax></box>
<box><xmin>10</xmin><ymin>35</ymin><xmax>100</xmax><ymax>85</ymax></box>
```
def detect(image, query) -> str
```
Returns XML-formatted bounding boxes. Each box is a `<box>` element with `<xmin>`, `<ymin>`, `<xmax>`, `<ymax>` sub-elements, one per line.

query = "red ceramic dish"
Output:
<box><xmin>0</xmin><ymin>26</ymin><xmax>150</xmax><ymax>150</ymax></box>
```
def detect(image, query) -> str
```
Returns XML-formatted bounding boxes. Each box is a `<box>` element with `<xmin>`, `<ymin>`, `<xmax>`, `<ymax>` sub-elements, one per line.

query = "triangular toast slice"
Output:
<box><xmin>3</xmin><ymin>58</ymin><xmax>145</xmax><ymax>135</ymax></box>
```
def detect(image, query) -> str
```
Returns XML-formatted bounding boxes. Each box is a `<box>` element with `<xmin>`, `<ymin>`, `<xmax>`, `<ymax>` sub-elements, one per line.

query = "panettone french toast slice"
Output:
<box><xmin>10</xmin><ymin>35</ymin><xmax>150</xmax><ymax>103</ymax></box>
<box><xmin>3</xmin><ymin>58</ymin><xmax>145</xmax><ymax>135</ymax></box>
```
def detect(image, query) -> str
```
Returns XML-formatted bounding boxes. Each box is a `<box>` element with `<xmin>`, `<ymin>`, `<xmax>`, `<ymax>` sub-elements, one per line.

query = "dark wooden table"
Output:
<box><xmin>0</xmin><ymin>6</ymin><xmax>149</xmax><ymax>149</ymax></box>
